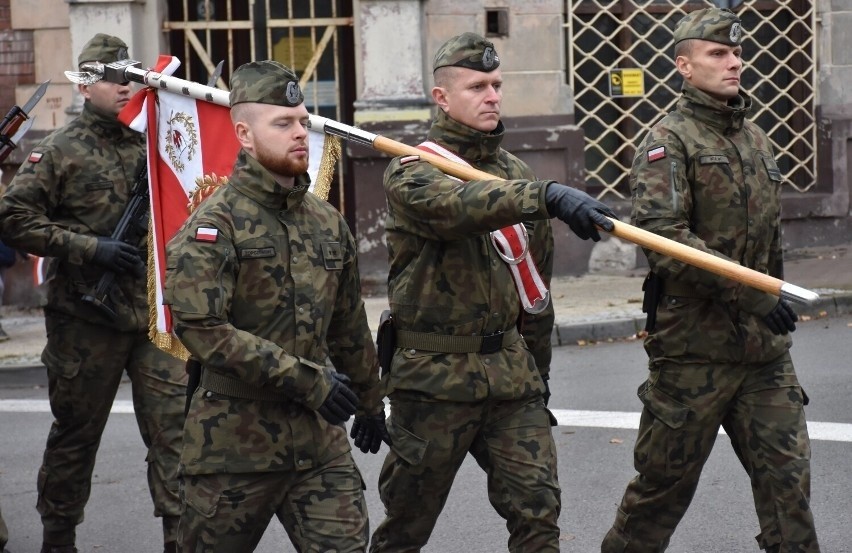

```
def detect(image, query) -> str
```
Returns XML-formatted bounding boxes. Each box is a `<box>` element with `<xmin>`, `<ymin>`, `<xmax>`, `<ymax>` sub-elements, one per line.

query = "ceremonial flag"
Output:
<box><xmin>117</xmin><ymin>56</ymin><xmax>340</xmax><ymax>358</ymax></box>
<box><xmin>119</xmin><ymin>56</ymin><xmax>240</xmax><ymax>358</ymax></box>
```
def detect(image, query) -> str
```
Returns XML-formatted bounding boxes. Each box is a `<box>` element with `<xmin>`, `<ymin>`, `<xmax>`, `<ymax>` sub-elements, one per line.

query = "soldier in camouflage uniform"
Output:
<box><xmin>369</xmin><ymin>33</ymin><xmax>615</xmax><ymax>552</ymax></box>
<box><xmin>600</xmin><ymin>9</ymin><xmax>819</xmax><ymax>553</ymax></box>
<box><xmin>164</xmin><ymin>60</ymin><xmax>387</xmax><ymax>552</ymax></box>
<box><xmin>0</xmin><ymin>34</ymin><xmax>187</xmax><ymax>553</ymax></box>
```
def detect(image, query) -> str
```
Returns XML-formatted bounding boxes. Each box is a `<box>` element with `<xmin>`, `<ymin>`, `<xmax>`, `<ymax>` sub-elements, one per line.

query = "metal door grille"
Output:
<box><xmin>566</xmin><ymin>1</ymin><xmax>817</xmax><ymax>200</ymax></box>
<box><xmin>163</xmin><ymin>0</ymin><xmax>354</xmax><ymax>205</ymax></box>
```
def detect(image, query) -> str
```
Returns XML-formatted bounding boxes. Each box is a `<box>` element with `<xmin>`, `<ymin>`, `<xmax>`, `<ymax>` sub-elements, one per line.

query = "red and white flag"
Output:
<box><xmin>31</xmin><ymin>254</ymin><xmax>46</xmax><ymax>286</ymax></box>
<box><xmin>119</xmin><ymin>56</ymin><xmax>240</xmax><ymax>356</ymax></box>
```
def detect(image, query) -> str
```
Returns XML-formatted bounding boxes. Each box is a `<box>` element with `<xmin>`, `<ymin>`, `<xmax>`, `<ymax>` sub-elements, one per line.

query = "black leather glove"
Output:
<box><xmin>541</xmin><ymin>374</ymin><xmax>551</xmax><ymax>406</ymax></box>
<box><xmin>544</xmin><ymin>183</ymin><xmax>616</xmax><ymax>241</ymax></box>
<box><xmin>350</xmin><ymin>411</ymin><xmax>392</xmax><ymax>454</ymax></box>
<box><xmin>92</xmin><ymin>237</ymin><xmax>145</xmax><ymax>277</ymax></box>
<box><xmin>317</xmin><ymin>372</ymin><xmax>359</xmax><ymax>425</ymax></box>
<box><xmin>762</xmin><ymin>299</ymin><xmax>798</xmax><ymax>335</ymax></box>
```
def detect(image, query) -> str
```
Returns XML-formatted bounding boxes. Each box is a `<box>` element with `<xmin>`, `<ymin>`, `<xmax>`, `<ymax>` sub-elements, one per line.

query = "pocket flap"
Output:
<box><xmin>638</xmin><ymin>384</ymin><xmax>691</xmax><ymax>429</ymax></box>
<box><xmin>184</xmin><ymin>478</ymin><xmax>220</xmax><ymax>518</ymax></box>
<box><xmin>387</xmin><ymin>419</ymin><xmax>428</xmax><ymax>466</ymax></box>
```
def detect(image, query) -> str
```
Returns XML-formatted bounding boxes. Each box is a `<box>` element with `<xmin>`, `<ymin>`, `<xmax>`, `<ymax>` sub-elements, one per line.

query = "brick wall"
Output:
<box><xmin>0</xmin><ymin>0</ymin><xmax>35</xmax><ymax>115</ymax></box>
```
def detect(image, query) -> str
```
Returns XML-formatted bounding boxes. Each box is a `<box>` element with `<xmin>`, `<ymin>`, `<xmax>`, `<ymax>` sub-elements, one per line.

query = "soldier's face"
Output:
<box><xmin>237</xmin><ymin>102</ymin><xmax>310</xmax><ymax>178</ymax></box>
<box><xmin>433</xmin><ymin>67</ymin><xmax>502</xmax><ymax>132</ymax></box>
<box><xmin>78</xmin><ymin>80</ymin><xmax>133</xmax><ymax>116</ymax></box>
<box><xmin>676</xmin><ymin>40</ymin><xmax>743</xmax><ymax>101</ymax></box>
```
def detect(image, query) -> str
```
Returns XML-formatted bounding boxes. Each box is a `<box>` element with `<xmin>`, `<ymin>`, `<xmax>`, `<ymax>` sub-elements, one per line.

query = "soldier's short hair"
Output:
<box><xmin>433</xmin><ymin>32</ymin><xmax>500</xmax><ymax>73</ymax></box>
<box><xmin>229</xmin><ymin>60</ymin><xmax>304</xmax><ymax>108</ymax></box>
<box><xmin>77</xmin><ymin>33</ymin><xmax>129</xmax><ymax>68</ymax></box>
<box><xmin>673</xmin><ymin>8</ymin><xmax>743</xmax><ymax>50</ymax></box>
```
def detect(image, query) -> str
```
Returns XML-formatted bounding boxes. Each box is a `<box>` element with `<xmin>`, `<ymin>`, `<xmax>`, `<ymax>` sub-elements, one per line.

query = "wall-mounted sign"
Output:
<box><xmin>609</xmin><ymin>68</ymin><xmax>644</xmax><ymax>97</ymax></box>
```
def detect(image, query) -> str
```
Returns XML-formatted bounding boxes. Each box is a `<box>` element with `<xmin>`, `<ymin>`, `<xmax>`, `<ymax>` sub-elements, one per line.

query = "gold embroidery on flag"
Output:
<box><xmin>313</xmin><ymin>134</ymin><xmax>341</xmax><ymax>201</ymax></box>
<box><xmin>188</xmin><ymin>173</ymin><xmax>229</xmax><ymax>213</ymax></box>
<box><xmin>164</xmin><ymin>111</ymin><xmax>199</xmax><ymax>173</ymax></box>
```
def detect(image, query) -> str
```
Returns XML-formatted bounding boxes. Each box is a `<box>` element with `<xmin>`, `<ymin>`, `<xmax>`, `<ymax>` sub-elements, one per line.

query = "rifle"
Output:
<box><xmin>0</xmin><ymin>80</ymin><xmax>50</xmax><ymax>163</ymax></box>
<box><xmin>81</xmin><ymin>163</ymin><xmax>150</xmax><ymax>320</ymax></box>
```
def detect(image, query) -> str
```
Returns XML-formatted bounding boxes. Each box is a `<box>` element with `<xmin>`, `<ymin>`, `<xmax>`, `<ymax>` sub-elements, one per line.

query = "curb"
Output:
<box><xmin>554</xmin><ymin>316</ymin><xmax>644</xmax><ymax>346</ymax></box>
<box><xmin>0</xmin><ymin>361</ymin><xmax>44</xmax><ymax>372</ymax></box>
<box><xmin>551</xmin><ymin>292</ymin><xmax>852</xmax><ymax>347</ymax></box>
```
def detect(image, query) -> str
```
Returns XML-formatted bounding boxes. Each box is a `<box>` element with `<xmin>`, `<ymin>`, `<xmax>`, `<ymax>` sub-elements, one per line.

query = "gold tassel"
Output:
<box><xmin>313</xmin><ymin>134</ymin><xmax>341</xmax><ymax>201</ymax></box>
<box><xmin>147</xmin><ymin>225</ymin><xmax>191</xmax><ymax>361</ymax></box>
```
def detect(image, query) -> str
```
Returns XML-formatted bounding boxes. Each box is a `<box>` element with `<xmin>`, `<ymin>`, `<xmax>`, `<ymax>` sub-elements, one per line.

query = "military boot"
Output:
<box><xmin>164</xmin><ymin>542</ymin><xmax>177</xmax><ymax>553</ymax></box>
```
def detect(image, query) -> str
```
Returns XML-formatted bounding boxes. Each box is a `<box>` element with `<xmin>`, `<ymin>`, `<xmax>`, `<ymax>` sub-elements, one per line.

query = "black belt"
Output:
<box><xmin>395</xmin><ymin>327</ymin><xmax>521</xmax><ymax>354</ymax></box>
<box><xmin>200</xmin><ymin>370</ymin><xmax>287</xmax><ymax>401</ymax></box>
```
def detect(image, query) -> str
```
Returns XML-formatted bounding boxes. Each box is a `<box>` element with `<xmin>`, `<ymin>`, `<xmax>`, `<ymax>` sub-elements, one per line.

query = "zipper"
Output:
<box><xmin>669</xmin><ymin>161</ymin><xmax>679</xmax><ymax>213</ymax></box>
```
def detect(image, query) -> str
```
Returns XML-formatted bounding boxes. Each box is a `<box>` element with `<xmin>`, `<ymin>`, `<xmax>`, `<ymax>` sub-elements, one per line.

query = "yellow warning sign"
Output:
<box><xmin>609</xmin><ymin>68</ymin><xmax>644</xmax><ymax>97</ymax></box>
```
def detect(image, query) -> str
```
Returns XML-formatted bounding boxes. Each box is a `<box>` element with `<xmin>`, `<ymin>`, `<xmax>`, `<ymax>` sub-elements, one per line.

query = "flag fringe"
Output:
<box><xmin>148</xmin><ymin>228</ymin><xmax>191</xmax><ymax>361</ymax></box>
<box><xmin>313</xmin><ymin>134</ymin><xmax>341</xmax><ymax>201</ymax></box>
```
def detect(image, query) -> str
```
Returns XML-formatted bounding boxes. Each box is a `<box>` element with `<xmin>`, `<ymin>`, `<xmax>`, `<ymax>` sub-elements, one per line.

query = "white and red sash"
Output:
<box><xmin>416</xmin><ymin>141</ymin><xmax>550</xmax><ymax>314</ymax></box>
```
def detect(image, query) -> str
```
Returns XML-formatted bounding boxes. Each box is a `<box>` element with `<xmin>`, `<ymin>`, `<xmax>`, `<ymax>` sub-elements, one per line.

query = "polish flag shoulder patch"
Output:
<box><xmin>194</xmin><ymin>226</ymin><xmax>219</xmax><ymax>243</ymax></box>
<box><xmin>28</xmin><ymin>151</ymin><xmax>44</xmax><ymax>163</ymax></box>
<box><xmin>400</xmin><ymin>155</ymin><xmax>420</xmax><ymax>165</ymax></box>
<box><xmin>647</xmin><ymin>146</ymin><xmax>666</xmax><ymax>163</ymax></box>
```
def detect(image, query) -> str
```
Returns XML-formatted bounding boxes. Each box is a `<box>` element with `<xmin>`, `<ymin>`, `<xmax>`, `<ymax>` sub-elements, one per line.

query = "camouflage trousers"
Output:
<box><xmin>37</xmin><ymin>315</ymin><xmax>187</xmax><ymax>545</ymax></box>
<box><xmin>601</xmin><ymin>351</ymin><xmax>820</xmax><ymax>553</ymax></box>
<box><xmin>370</xmin><ymin>394</ymin><xmax>561</xmax><ymax>552</ymax></box>
<box><xmin>178</xmin><ymin>452</ymin><xmax>369</xmax><ymax>552</ymax></box>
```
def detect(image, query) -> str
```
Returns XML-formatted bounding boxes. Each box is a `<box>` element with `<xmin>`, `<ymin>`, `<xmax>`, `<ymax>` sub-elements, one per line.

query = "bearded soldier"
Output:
<box><xmin>164</xmin><ymin>60</ymin><xmax>387</xmax><ymax>552</ymax></box>
<box><xmin>601</xmin><ymin>8</ymin><xmax>820</xmax><ymax>552</ymax></box>
<box><xmin>0</xmin><ymin>34</ymin><xmax>187</xmax><ymax>553</ymax></box>
<box><xmin>369</xmin><ymin>33</ymin><xmax>616</xmax><ymax>552</ymax></box>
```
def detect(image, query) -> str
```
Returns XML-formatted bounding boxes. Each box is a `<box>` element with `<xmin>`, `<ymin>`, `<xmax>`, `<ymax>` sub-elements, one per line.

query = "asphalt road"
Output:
<box><xmin>1</xmin><ymin>315</ymin><xmax>850</xmax><ymax>552</ymax></box>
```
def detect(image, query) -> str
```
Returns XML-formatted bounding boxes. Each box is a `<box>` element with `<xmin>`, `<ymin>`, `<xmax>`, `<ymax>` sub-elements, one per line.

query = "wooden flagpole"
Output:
<box><xmin>100</xmin><ymin>60</ymin><xmax>819</xmax><ymax>304</ymax></box>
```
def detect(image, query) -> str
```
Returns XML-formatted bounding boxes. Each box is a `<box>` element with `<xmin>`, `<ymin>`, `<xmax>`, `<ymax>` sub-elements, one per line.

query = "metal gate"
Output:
<box><xmin>566</xmin><ymin>1</ymin><xmax>817</xmax><ymax>200</ymax></box>
<box><xmin>163</xmin><ymin>0</ymin><xmax>355</xmax><ymax>206</ymax></box>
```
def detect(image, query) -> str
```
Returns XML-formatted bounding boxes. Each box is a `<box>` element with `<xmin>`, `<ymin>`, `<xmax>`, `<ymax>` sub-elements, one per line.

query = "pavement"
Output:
<box><xmin>1</xmin><ymin>243</ymin><xmax>851</xmax><ymax>370</ymax></box>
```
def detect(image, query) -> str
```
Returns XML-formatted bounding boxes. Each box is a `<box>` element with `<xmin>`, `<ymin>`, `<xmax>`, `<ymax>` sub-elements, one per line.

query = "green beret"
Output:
<box><xmin>77</xmin><ymin>33</ymin><xmax>129</xmax><ymax>67</ymax></box>
<box><xmin>673</xmin><ymin>8</ymin><xmax>743</xmax><ymax>48</ymax></box>
<box><xmin>433</xmin><ymin>32</ymin><xmax>500</xmax><ymax>73</ymax></box>
<box><xmin>229</xmin><ymin>60</ymin><xmax>304</xmax><ymax>108</ymax></box>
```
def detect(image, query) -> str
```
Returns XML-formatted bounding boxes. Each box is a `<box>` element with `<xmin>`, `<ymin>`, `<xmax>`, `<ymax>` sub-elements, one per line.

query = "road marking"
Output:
<box><xmin>2</xmin><ymin>401</ymin><xmax>849</xmax><ymax>442</ymax></box>
<box><xmin>551</xmin><ymin>409</ymin><xmax>852</xmax><ymax>443</ymax></box>
<box><xmin>0</xmin><ymin>399</ymin><xmax>136</xmax><ymax>414</ymax></box>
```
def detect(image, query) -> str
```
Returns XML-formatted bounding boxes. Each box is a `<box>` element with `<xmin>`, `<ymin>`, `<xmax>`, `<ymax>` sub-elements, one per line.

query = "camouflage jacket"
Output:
<box><xmin>383</xmin><ymin>109</ymin><xmax>556</xmax><ymax>402</ymax></box>
<box><xmin>165</xmin><ymin>150</ymin><xmax>382</xmax><ymax>475</ymax></box>
<box><xmin>631</xmin><ymin>83</ymin><xmax>790</xmax><ymax>365</ymax></box>
<box><xmin>0</xmin><ymin>101</ymin><xmax>149</xmax><ymax>333</ymax></box>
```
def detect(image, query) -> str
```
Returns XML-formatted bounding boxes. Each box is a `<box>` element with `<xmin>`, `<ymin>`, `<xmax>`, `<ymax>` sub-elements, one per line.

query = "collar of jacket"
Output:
<box><xmin>678</xmin><ymin>83</ymin><xmax>751</xmax><ymax>134</ymax></box>
<box><xmin>81</xmin><ymin>101</ymin><xmax>140</xmax><ymax>141</ymax></box>
<box><xmin>426</xmin><ymin>108</ymin><xmax>505</xmax><ymax>163</ymax></box>
<box><xmin>228</xmin><ymin>149</ymin><xmax>310</xmax><ymax>210</ymax></box>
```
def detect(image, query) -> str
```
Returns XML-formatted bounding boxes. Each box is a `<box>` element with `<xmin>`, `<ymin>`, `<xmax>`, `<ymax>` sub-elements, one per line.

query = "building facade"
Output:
<box><xmin>1</xmin><ymin>0</ymin><xmax>850</xmax><ymax>303</ymax></box>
